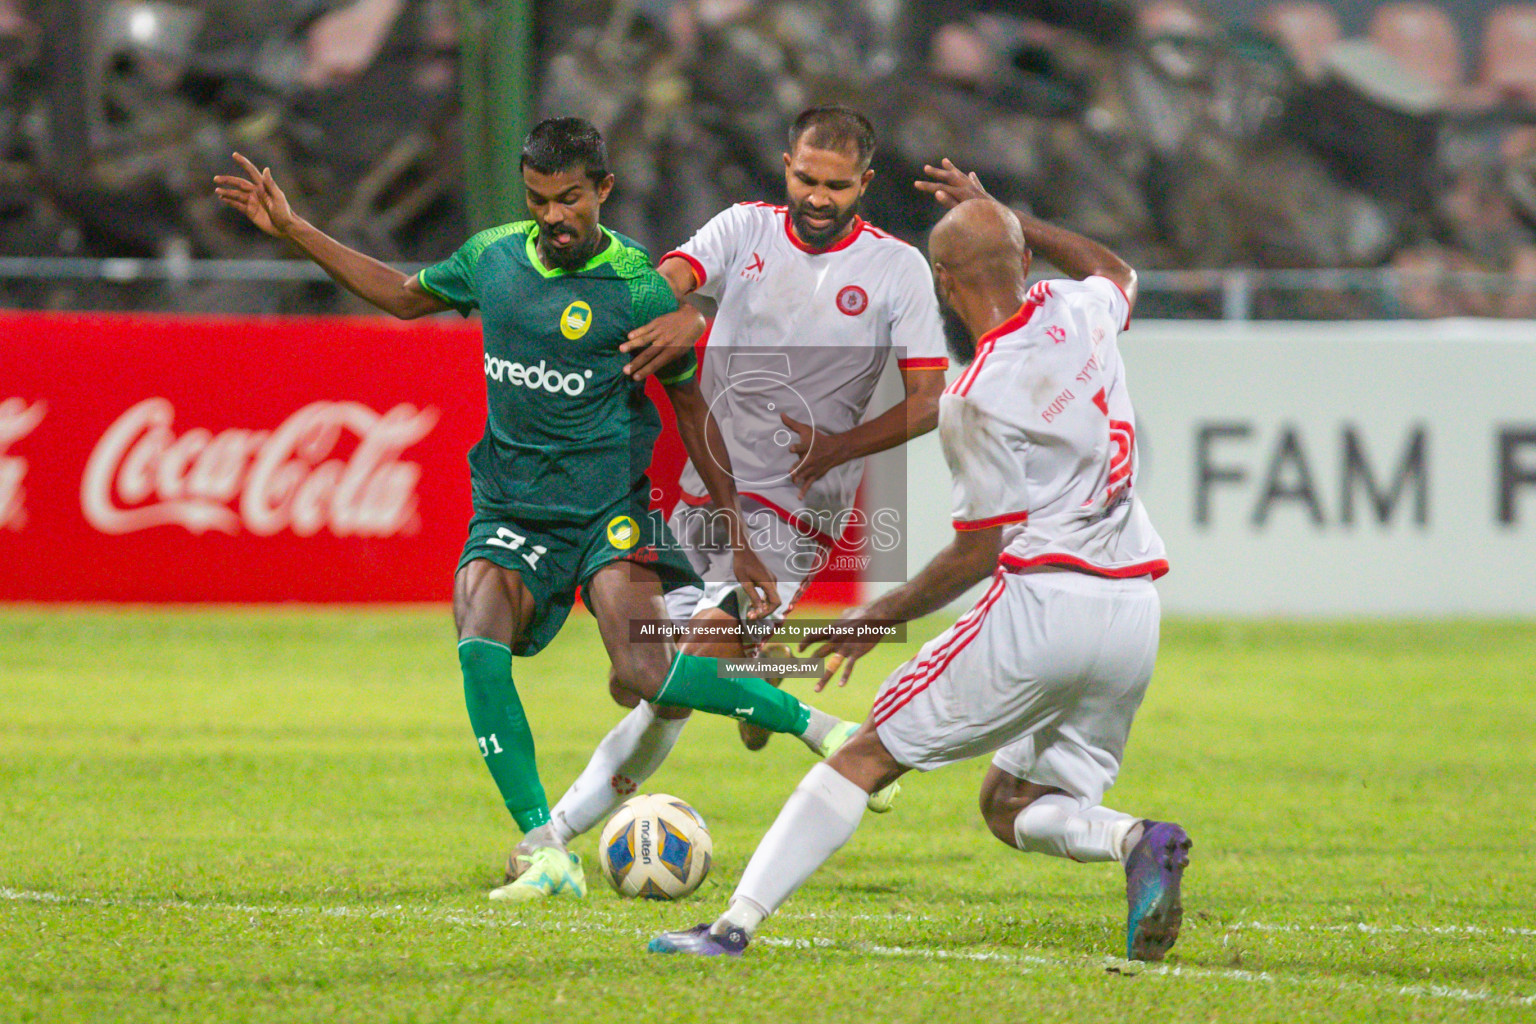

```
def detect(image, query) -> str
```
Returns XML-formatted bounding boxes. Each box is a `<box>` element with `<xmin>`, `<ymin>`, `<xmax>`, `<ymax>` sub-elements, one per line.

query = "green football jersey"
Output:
<box><xmin>418</xmin><ymin>222</ymin><xmax>696</xmax><ymax>523</ymax></box>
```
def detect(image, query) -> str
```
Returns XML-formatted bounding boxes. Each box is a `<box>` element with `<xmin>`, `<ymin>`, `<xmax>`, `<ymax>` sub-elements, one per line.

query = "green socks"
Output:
<box><xmin>652</xmin><ymin>653</ymin><xmax>813</xmax><ymax>736</ymax></box>
<box><xmin>458</xmin><ymin>638</ymin><xmax>550</xmax><ymax>832</ymax></box>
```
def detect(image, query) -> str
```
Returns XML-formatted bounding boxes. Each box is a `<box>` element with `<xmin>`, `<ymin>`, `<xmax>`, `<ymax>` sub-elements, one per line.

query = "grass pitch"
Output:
<box><xmin>1</xmin><ymin>607</ymin><xmax>1533</xmax><ymax>1023</ymax></box>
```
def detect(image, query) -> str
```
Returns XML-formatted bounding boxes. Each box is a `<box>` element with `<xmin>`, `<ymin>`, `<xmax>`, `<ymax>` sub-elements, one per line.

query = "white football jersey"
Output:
<box><xmin>941</xmin><ymin>276</ymin><xmax>1168</xmax><ymax>578</ymax></box>
<box><xmin>664</xmin><ymin>202</ymin><xmax>947</xmax><ymax>539</ymax></box>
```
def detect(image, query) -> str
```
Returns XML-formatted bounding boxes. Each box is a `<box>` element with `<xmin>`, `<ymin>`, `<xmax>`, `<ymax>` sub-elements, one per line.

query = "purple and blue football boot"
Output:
<box><xmin>648</xmin><ymin>923</ymin><xmax>750</xmax><ymax>957</ymax></box>
<box><xmin>1124</xmin><ymin>820</ymin><xmax>1192</xmax><ymax>961</ymax></box>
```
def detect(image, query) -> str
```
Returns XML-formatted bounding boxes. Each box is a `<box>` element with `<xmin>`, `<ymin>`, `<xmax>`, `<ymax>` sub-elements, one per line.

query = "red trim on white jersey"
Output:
<box><xmin>860</xmin><ymin>223</ymin><xmax>919</xmax><ymax>250</ymax></box>
<box><xmin>871</xmin><ymin>572</ymin><xmax>1008</xmax><ymax>727</ymax></box>
<box><xmin>947</xmin><ymin>299</ymin><xmax>1042</xmax><ymax>397</ymax></box>
<box><xmin>1105</xmin><ymin>277</ymin><xmax>1133</xmax><ymax>330</ymax></box>
<box><xmin>953</xmin><ymin>510</ymin><xmax>1029</xmax><ymax>531</ymax></box>
<box><xmin>675</xmin><ymin>488</ymin><xmax>836</xmax><ymax>546</ymax></box>
<box><xmin>661</xmin><ymin>250</ymin><xmax>708</xmax><ymax>289</ymax></box>
<box><xmin>783</xmin><ymin>211</ymin><xmax>866</xmax><ymax>254</ymax></box>
<box><xmin>740</xmin><ymin>490</ymin><xmax>836</xmax><ymax>547</ymax></box>
<box><xmin>898</xmin><ymin>357</ymin><xmax>949</xmax><ymax>371</ymax></box>
<box><xmin>998</xmin><ymin>551</ymin><xmax>1169</xmax><ymax>580</ymax></box>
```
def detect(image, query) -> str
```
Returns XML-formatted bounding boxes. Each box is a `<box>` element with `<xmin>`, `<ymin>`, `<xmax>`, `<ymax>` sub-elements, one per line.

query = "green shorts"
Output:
<box><xmin>458</xmin><ymin>495</ymin><xmax>701</xmax><ymax>657</ymax></box>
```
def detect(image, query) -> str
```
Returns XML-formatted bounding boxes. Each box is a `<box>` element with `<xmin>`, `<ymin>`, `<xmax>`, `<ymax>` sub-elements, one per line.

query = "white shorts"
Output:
<box><xmin>662</xmin><ymin>498</ymin><xmax>826</xmax><ymax>642</ymax></box>
<box><xmin>873</xmin><ymin>568</ymin><xmax>1160</xmax><ymax>805</ymax></box>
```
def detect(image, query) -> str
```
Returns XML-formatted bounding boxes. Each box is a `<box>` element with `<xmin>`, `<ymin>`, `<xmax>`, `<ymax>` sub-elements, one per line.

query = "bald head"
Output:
<box><xmin>929</xmin><ymin>199</ymin><xmax>1028</xmax><ymax>285</ymax></box>
<box><xmin>929</xmin><ymin>199</ymin><xmax>1030</xmax><ymax>350</ymax></box>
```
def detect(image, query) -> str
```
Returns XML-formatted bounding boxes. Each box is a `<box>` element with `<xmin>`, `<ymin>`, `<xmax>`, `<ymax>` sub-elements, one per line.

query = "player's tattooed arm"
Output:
<box><xmin>799</xmin><ymin>525</ymin><xmax>1002</xmax><ymax>689</ymax></box>
<box><xmin>663</xmin><ymin>375</ymin><xmax>781</xmax><ymax>619</ymax></box>
<box><xmin>621</xmin><ymin>256</ymin><xmax>708</xmax><ymax>380</ymax></box>
<box><xmin>784</xmin><ymin>367</ymin><xmax>943</xmax><ymax>498</ymax></box>
<box><xmin>915</xmin><ymin>158</ymin><xmax>1137</xmax><ymax>312</ymax></box>
<box><xmin>214</xmin><ymin>153</ymin><xmax>448</xmax><ymax>320</ymax></box>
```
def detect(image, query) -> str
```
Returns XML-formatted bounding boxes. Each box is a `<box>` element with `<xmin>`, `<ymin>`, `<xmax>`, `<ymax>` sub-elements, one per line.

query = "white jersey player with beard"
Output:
<box><xmin>662</xmin><ymin>200</ymin><xmax>948</xmax><ymax>626</ymax></box>
<box><xmin>544</xmin><ymin>107</ymin><xmax>947</xmax><ymax>850</ymax></box>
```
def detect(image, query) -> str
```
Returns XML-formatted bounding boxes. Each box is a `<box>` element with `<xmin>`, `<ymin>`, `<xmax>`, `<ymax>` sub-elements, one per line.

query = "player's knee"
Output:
<box><xmin>979</xmin><ymin>783</ymin><xmax>1023</xmax><ymax>847</ymax></box>
<box><xmin>978</xmin><ymin>772</ymin><xmax>1054</xmax><ymax>848</ymax></box>
<box><xmin>607</xmin><ymin>669</ymin><xmax>643</xmax><ymax>709</ymax></box>
<box><xmin>825</xmin><ymin>727</ymin><xmax>904</xmax><ymax>793</ymax></box>
<box><xmin>609</xmin><ymin>654</ymin><xmax>669</xmax><ymax>704</ymax></box>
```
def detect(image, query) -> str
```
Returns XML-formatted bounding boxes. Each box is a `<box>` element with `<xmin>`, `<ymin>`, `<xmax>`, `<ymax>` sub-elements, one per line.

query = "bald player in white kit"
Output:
<box><xmin>648</xmin><ymin>163</ymin><xmax>1192</xmax><ymax>962</ymax></box>
<box><xmin>542</xmin><ymin>106</ymin><xmax>947</xmax><ymax>847</ymax></box>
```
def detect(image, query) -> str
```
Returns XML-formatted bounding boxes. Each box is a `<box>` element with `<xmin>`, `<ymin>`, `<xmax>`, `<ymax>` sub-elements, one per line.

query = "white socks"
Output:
<box><xmin>796</xmin><ymin>706</ymin><xmax>840</xmax><ymax>753</ymax></box>
<box><xmin>716</xmin><ymin>762</ymin><xmax>868</xmax><ymax>936</ymax></box>
<box><xmin>549</xmin><ymin>701</ymin><xmax>688</xmax><ymax>845</ymax></box>
<box><xmin>1013</xmin><ymin>793</ymin><xmax>1139</xmax><ymax>863</ymax></box>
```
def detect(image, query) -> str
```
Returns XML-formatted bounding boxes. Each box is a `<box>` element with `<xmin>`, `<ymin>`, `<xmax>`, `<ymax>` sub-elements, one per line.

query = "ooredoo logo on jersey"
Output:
<box><xmin>484</xmin><ymin>354</ymin><xmax>594</xmax><ymax>396</ymax></box>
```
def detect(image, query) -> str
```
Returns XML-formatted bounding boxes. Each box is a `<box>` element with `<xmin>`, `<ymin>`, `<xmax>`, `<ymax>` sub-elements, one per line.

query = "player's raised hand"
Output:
<box><xmin>213</xmin><ymin>153</ymin><xmax>298</xmax><ymax>238</ymax></box>
<box><xmin>730</xmin><ymin>545</ymin><xmax>781</xmax><ymax>622</ymax></box>
<box><xmin>798</xmin><ymin>607</ymin><xmax>883</xmax><ymax>692</ymax></box>
<box><xmin>621</xmin><ymin>306</ymin><xmax>706</xmax><ymax>379</ymax></box>
<box><xmin>915</xmin><ymin>158</ymin><xmax>993</xmax><ymax>209</ymax></box>
<box><xmin>782</xmin><ymin>414</ymin><xmax>849</xmax><ymax>498</ymax></box>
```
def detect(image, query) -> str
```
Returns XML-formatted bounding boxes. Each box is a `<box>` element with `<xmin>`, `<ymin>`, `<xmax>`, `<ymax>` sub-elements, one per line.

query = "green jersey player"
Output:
<box><xmin>216</xmin><ymin>118</ymin><xmax>865</xmax><ymax>902</ymax></box>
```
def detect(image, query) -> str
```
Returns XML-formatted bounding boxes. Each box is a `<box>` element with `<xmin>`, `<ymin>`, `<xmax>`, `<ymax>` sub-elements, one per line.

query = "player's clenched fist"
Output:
<box><xmin>213</xmin><ymin>152</ymin><xmax>299</xmax><ymax>238</ymax></box>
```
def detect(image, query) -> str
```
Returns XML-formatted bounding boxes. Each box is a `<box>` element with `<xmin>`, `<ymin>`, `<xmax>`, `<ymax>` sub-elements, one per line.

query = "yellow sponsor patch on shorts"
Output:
<box><xmin>606</xmin><ymin>514</ymin><xmax>639</xmax><ymax>549</ymax></box>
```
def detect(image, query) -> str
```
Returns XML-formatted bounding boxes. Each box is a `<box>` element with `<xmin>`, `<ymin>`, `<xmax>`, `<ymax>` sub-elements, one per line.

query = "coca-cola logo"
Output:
<box><xmin>81</xmin><ymin>398</ymin><xmax>439</xmax><ymax>537</ymax></box>
<box><xmin>0</xmin><ymin>397</ymin><xmax>46</xmax><ymax>531</ymax></box>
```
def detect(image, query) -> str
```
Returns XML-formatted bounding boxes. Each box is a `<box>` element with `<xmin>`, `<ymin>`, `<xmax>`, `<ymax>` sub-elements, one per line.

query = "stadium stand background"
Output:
<box><xmin>3</xmin><ymin>0</ymin><xmax>1535</xmax><ymax>318</ymax></box>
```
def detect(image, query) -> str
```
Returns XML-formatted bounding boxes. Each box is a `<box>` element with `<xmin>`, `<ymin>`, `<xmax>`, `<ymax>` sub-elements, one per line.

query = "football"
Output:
<box><xmin>597</xmin><ymin>793</ymin><xmax>713</xmax><ymax>899</ymax></box>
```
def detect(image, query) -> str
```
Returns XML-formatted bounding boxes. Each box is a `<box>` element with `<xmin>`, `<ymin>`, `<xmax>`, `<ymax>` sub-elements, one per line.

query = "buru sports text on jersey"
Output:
<box><xmin>483</xmin><ymin>355</ymin><xmax>595</xmax><ymax>396</ymax></box>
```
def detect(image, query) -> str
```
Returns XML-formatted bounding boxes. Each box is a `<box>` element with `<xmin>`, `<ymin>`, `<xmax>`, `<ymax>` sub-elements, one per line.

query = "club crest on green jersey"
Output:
<box><xmin>562</xmin><ymin>300</ymin><xmax>593</xmax><ymax>340</ymax></box>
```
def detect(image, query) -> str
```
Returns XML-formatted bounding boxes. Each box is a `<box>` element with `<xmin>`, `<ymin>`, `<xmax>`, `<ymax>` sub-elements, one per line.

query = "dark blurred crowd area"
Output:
<box><xmin>4</xmin><ymin>0</ymin><xmax>1536</xmax><ymax>318</ymax></box>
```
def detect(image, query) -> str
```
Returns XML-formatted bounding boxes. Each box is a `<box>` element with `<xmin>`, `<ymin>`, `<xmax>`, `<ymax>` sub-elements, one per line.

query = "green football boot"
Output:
<box><xmin>489</xmin><ymin>847</ymin><xmax>588</xmax><ymax>902</ymax></box>
<box><xmin>818</xmin><ymin>720</ymin><xmax>901</xmax><ymax>814</ymax></box>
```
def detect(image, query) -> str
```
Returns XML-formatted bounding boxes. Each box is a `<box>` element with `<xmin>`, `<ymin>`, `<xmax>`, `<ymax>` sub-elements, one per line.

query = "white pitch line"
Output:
<box><xmin>4</xmin><ymin>888</ymin><xmax>1534</xmax><ymax>1010</ymax></box>
<box><xmin>1229</xmin><ymin>920</ymin><xmax>1536</xmax><ymax>938</ymax></box>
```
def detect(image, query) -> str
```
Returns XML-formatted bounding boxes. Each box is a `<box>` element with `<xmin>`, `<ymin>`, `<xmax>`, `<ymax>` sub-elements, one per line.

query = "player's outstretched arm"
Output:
<box><xmin>799</xmin><ymin>525</ymin><xmax>1002</xmax><ymax>689</ymax></box>
<box><xmin>663</xmin><ymin>374</ymin><xmax>781</xmax><ymax>619</ymax></box>
<box><xmin>915</xmin><ymin>158</ymin><xmax>1138</xmax><ymax>312</ymax></box>
<box><xmin>621</xmin><ymin>256</ymin><xmax>708</xmax><ymax>380</ymax></box>
<box><xmin>214</xmin><ymin>152</ymin><xmax>448</xmax><ymax>320</ymax></box>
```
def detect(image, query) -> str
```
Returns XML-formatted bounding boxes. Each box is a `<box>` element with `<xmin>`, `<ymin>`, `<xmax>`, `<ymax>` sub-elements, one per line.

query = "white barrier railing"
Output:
<box><xmin>1</xmin><ymin>259</ymin><xmax>1534</xmax><ymax>321</ymax></box>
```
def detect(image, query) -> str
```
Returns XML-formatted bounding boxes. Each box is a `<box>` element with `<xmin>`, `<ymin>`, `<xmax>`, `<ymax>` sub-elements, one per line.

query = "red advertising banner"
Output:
<box><xmin>0</xmin><ymin>311</ymin><xmax>857</xmax><ymax>603</ymax></box>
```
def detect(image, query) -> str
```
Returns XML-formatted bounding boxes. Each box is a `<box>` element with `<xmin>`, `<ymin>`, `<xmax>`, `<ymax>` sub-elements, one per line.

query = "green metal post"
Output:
<box><xmin>460</xmin><ymin>0</ymin><xmax>534</xmax><ymax>229</ymax></box>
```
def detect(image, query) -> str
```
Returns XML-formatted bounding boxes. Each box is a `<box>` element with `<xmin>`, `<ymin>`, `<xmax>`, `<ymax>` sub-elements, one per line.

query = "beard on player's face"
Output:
<box><xmin>790</xmin><ymin>195</ymin><xmax>860</xmax><ymax>248</ymax></box>
<box><xmin>538</xmin><ymin>220</ymin><xmax>602</xmax><ymax>270</ymax></box>
<box><xmin>941</xmin><ymin>302</ymin><xmax>976</xmax><ymax>365</ymax></box>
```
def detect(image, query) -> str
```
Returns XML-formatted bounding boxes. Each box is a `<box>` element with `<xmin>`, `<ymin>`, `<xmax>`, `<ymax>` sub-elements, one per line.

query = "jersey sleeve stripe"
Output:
<box><xmin>1099</xmin><ymin>275</ymin><xmax>1133</xmax><ymax>330</ymax></box>
<box><xmin>414</xmin><ymin>272</ymin><xmax>458</xmax><ymax>306</ymax></box>
<box><xmin>998</xmin><ymin>552</ymin><xmax>1169</xmax><ymax>579</ymax></box>
<box><xmin>898</xmin><ymin>357</ymin><xmax>949</xmax><ymax>370</ymax></box>
<box><xmin>657</xmin><ymin>361</ymin><xmax>698</xmax><ymax>386</ymax></box>
<box><xmin>661</xmin><ymin>250</ymin><xmax>707</xmax><ymax>288</ymax></box>
<box><xmin>953</xmin><ymin>510</ymin><xmax>1029</xmax><ymax>531</ymax></box>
